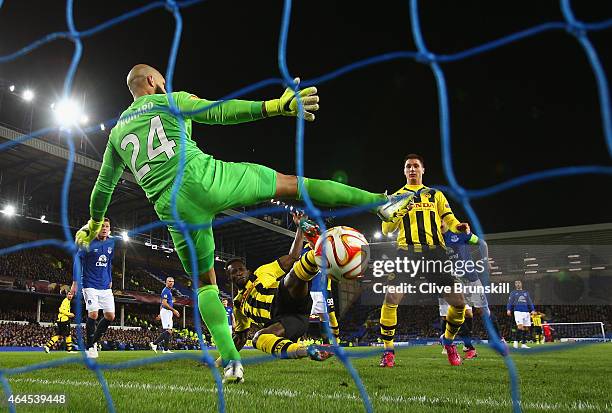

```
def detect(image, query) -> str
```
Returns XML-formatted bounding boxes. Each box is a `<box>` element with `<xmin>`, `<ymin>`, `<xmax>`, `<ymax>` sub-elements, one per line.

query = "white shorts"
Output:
<box><xmin>160</xmin><ymin>308</ymin><xmax>173</xmax><ymax>330</ymax></box>
<box><xmin>461</xmin><ymin>279</ymin><xmax>489</xmax><ymax>309</ymax></box>
<box><xmin>82</xmin><ymin>288</ymin><xmax>115</xmax><ymax>313</ymax></box>
<box><xmin>514</xmin><ymin>311</ymin><xmax>531</xmax><ymax>327</ymax></box>
<box><xmin>310</xmin><ymin>291</ymin><xmax>327</xmax><ymax>315</ymax></box>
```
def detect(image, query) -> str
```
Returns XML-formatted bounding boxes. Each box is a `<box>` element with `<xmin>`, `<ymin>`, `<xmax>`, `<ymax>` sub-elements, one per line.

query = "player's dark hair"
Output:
<box><xmin>404</xmin><ymin>153</ymin><xmax>424</xmax><ymax>167</ymax></box>
<box><xmin>224</xmin><ymin>258</ymin><xmax>245</xmax><ymax>272</ymax></box>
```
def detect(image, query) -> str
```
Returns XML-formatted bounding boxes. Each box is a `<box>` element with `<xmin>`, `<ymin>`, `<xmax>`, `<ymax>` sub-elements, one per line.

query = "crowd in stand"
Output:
<box><xmin>0</xmin><ymin>248</ymin><xmax>67</xmax><ymax>286</ymax></box>
<box><xmin>0</xmin><ymin>322</ymin><xmax>201</xmax><ymax>350</ymax></box>
<box><xmin>0</xmin><ymin>247</ymin><xmax>173</xmax><ymax>298</ymax></box>
<box><xmin>0</xmin><ymin>322</ymin><xmax>52</xmax><ymax>347</ymax></box>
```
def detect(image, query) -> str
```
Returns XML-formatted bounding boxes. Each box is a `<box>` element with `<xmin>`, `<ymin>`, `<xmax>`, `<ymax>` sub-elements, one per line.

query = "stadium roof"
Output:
<box><xmin>0</xmin><ymin>124</ymin><xmax>295</xmax><ymax>265</ymax></box>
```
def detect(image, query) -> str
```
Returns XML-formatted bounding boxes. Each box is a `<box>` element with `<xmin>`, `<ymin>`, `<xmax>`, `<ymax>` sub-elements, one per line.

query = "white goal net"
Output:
<box><xmin>544</xmin><ymin>322</ymin><xmax>607</xmax><ymax>342</ymax></box>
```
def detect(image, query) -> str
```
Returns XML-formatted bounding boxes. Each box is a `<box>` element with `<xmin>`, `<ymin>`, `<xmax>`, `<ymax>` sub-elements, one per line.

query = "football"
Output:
<box><xmin>314</xmin><ymin>226</ymin><xmax>370</xmax><ymax>282</ymax></box>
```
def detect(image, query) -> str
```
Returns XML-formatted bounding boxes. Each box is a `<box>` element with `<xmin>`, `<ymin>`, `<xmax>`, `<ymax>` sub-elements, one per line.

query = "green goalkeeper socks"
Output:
<box><xmin>297</xmin><ymin>178</ymin><xmax>385</xmax><ymax>208</ymax></box>
<box><xmin>198</xmin><ymin>285</ymin><xmax>241</xmax><ymax>362</ymax></box>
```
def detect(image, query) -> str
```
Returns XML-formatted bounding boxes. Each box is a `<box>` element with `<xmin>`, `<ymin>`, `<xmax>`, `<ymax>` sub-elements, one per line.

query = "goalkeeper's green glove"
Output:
<box><xmin>75</xmin><ymin>218</ymin><xmax>103</xmax><ymax>249</ymax></box>
<box><xmin>264</xmin><ymin>77</ymin><xmax>319</xmax><ymax>121</ymax></box>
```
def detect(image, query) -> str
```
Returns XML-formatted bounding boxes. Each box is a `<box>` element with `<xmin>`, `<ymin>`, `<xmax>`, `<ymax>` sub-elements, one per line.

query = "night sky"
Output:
<box><xmin>1</xmin><ymin>1</ymin><xmax>611</xmax><ymax>236</ymax></box>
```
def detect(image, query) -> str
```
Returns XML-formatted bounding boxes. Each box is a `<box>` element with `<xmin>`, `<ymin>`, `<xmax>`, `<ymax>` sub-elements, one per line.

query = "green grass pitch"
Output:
<box><xmin>1</xmin><ymin>344</ymin><xmax>611</xmax><ymax>412</ymax></box>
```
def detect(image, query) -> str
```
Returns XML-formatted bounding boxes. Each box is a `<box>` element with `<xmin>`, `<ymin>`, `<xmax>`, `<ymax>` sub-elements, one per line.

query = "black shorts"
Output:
<box><xmin>269</xmin><ymin>275</ymin><xmax>313</xmax><ymax>341</ymax></box>
<box><xmin>56</xmin><ymin>321</ymin><xmax>70</xmax><ymax>337</ymax></box>
<box><xmin>386</xmin><ymin>247</ymin><xmax>454</xmax><ymax>288</ymax></box>
<box><xmin>534</xmin><ymin>326</ymin><xmax>543</xmax><ymax>334</ymax></box>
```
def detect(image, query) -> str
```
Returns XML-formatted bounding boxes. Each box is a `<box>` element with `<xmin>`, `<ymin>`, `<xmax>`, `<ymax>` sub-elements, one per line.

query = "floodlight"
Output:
<box><xmin>22</xmin><ymin>90</ymin><xmax>34</xmax><ymax>101</ymax></box>
<box><xmin>1</xmin><ymin>205</ymin><xmax>16</xmax><ymax>216</ymax></box>
<box><xmin>54</xmin><ymin>98</ymin><xmax>83</xmax><ymax>127</ymax></box>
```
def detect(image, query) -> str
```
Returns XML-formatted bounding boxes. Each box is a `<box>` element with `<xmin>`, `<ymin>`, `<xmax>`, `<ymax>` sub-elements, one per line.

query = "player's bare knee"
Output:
<box><xmin>105</xmin><ymin>313</ymin><xmax>115</xmax><ymax>321</ymax></box>
<box><xmin>274</xmin><ymin>173</ymin><xmax>297</xmax><ymax>198</ymax></box>
<box><xmin>88</xmin><ymin>311</ymin><xmax>99</xmax><ymax>320</ymax></box>
<box><xmin>199</xmin><ymin>268</ymin><xmax>217</xmax><ymax>286</ymax></box>
<box><xmin>444</xmin><ymin>292</ymin><xmax>465</xmax><ymax>308</ymax></box>
<box><xmin>384</xmin><ymin>292</ymin><xmax>403</xmax><ymax>305</ymax></box>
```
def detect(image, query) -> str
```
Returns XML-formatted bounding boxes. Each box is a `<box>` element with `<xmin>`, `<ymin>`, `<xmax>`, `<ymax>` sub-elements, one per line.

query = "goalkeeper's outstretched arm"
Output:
<box><xmin>90</xmin><ymin>140</ymin><xmax>125</xmax><ymax>221</ymax></box>
<box><xmin>76</xmin><ymin>141</ymin><xmax>124</xmax><ymax>248</ymax></box>
<box><xmin>179</xmin><ymin>78</ymin><xmax>319</xmax><ymax>125</ymax></box>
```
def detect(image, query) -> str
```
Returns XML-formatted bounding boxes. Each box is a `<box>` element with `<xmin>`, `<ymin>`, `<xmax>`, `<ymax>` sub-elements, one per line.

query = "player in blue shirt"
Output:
<box><xmin>296</xmin><ymin>216</ymin><xmax>341</xmax><ymax>344</ymax></box>
<box><xmin>222</xmin><ymin>299</ymin><xmax>235</xmax><ymax>333</ymax></box>
<box><xmin>150</xmin><ymin>277</ymin><xmax>180</xmax><ymax>353</ymax></box>
<box><xmin>70</xmin><ymin>217</ymin><xmax>116</xmax><ymax>359</ymax></box>
<box><xmin>507</xmin><ymin>280</ymin><xmax>535</xmax><ymax>348</ymax></box>
<box><xmin>438</xmin><ymin>221</ymin><xmax>504</xmax><ymax>359</ymax></box>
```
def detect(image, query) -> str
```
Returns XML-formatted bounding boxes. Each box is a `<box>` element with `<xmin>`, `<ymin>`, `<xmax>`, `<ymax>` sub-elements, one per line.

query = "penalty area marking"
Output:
<box><xmin>8</xmin><ymin>377</ymin><xmax>612</xmax><ymax>412</ymax></box>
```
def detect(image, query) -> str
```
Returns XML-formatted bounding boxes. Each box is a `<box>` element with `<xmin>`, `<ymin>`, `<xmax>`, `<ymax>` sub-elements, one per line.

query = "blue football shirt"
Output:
<box><xmin>74</xmin><ymin>236</ymin><xmax>115</xmax><ymax>290</ymax></box>
<box><xmin>161</xmin><ymin>287</ymin><xmax>174</xmax><ymax>308</ymax></box>
<box><xmin>443</xmin><ymin>231</ymin><xmax>480</xmax><ymax>282</ymax></box>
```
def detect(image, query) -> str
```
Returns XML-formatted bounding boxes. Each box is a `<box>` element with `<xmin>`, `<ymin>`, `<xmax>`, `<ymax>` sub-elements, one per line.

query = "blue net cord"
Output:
<box><xmin>0</xmin><ymin>0</ymin><xmax>610</xmax><ymax>412</ymax></box>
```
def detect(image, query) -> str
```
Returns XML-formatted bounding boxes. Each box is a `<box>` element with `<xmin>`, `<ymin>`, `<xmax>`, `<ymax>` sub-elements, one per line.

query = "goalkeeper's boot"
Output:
<box><xmin>222</xmin><ymin>360</ymin><xmax>244</xmax><ymax>384</ymax></box>
<box><xmin>306</xmin><ymin>344</ymin><xmax>334</xmax><ymax>362</ymax></box>
<box><xmin>376</xmin><ymin>190</ymin><xmax>427</xmax><ymax>222</ymax></box>
<box><xmin>520</xmin><ymin>343</ymin><xmax>530</xmax><ymax>349</ymax></box>
<box><xmin>299</xmin><ymin>217</ymin><xmax>321</xmax><ymax>246</ymax></box>
<box><xmin>43</xmin><ymin>345</ymin><xmax>50</xmax><ymax>354</ymax></box>
<box><xmin>379</xmin><ymin>350</ymin><xmax>395</xmax><ymax>367</ymax></box>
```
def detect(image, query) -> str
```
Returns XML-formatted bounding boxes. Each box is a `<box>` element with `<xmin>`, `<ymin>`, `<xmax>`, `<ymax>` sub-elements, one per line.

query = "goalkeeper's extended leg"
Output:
<box><xmin>198</xmin><ymin>285</ymin><xmax>241</xmax><ymax>364</ymax></box>
<box><xmin>275</xmin><ymin>174</ymin><xmax>409</xmax><ymax>221</ymax></box>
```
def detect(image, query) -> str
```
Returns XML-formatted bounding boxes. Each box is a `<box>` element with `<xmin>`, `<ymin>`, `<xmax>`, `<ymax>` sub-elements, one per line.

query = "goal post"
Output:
<box><xmin>544</xmin><ymin>322</ymin><xmax>607</xmax><ymax>343</ymax></box>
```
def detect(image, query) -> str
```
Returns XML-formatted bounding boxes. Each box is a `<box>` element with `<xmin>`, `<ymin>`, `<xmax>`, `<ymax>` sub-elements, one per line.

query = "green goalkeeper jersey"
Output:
<box><xmin>90</xmin><ymin>91</ymin><xmax>265</xmax><ymax>220</ymax></box>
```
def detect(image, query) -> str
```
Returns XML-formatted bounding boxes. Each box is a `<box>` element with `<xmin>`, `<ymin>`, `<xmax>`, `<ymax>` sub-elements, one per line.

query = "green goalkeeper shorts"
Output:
<box><xmin>154</xmin><ymin>153</ymin><xmax>277</xmax><ymax>275</ymax></box>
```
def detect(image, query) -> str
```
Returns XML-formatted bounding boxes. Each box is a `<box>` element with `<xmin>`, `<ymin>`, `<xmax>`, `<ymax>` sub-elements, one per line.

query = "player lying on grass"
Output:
<box><xmin>76</xmin><ymin>64</ymin><xmax>412</xmax><ymax>382</ymax></box>
<box><xmin>221</xmin><ymin>213</ymin><xmax>333</xmax><ymax>366</ymax></box>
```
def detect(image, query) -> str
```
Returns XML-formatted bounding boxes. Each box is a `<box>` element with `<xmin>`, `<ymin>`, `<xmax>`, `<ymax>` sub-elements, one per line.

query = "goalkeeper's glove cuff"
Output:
<box><xmin>75</xmin><ymin>218</ymin><xmax>104</xmax><ymax>249</ymax></box>
<box><xmin>89</xmin><ymin>218</ymin><xmax>104</xmax><ymax>234</ymax></box>
<box><xmin>263</xmin><ymin>99</ymin><xmax>281</xmax><ymax>117</ymax></box>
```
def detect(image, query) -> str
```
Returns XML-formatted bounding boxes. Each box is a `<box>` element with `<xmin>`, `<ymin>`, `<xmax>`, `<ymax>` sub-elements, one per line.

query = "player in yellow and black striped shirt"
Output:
<box><xmin>43</xmin><ymin>292</ymin><xmax>75</xmax><ymax>353</ymax></box>
<box><xmin>223</xmin><ymin>212</ymin><xmax>333</xmax><ymax>362</ymax></box>
<box><xmin>531</xmin><ymin>311</ymin><xmax>545</xmax><ymax>344</ymax></box>
<box><xmin>379</xmin><ymin>154</ymin><xmax>471</xmax><ymax>367</ymax></box>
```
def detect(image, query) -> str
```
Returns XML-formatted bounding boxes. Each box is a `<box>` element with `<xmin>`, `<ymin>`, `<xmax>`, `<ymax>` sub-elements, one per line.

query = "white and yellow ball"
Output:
<box><xmin>314</xmin><ymin>226</ymin><xmax>370</xmax><ymax>282</ymax></box>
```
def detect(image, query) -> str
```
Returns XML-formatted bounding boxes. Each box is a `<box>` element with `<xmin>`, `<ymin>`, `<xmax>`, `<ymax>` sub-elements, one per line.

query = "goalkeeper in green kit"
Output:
<box><xmin>77</xmin><ymin>64</ymin><xmax>411</xmax><ymax>383</ymax></box>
